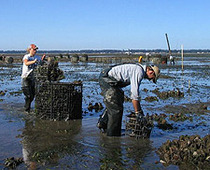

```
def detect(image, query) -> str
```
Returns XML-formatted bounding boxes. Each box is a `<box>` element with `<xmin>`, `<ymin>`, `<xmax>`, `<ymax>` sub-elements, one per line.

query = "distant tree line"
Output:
<box><xmin>1</xmin><ymin>49</ymin><xmax>210</xmax><ymax>54</ymax></box>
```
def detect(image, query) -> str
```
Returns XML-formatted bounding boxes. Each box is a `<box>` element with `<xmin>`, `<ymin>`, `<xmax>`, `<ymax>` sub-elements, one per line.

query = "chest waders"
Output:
<box><xmin>21</xmin><ymin>72</ymin><xmax>35</xmax><ymax>112</ymax></box>
<box><xmin>98</xmin><ymin>68</ymin><xmax>124</xmax><ymax>136</ymax></box>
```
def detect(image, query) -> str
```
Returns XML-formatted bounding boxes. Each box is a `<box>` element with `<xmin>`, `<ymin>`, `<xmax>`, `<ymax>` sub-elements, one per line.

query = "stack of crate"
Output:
<box><xmin>34</xmin><ymin>62</ymin><xmax>82</xmax><ymax>120</ymax></box>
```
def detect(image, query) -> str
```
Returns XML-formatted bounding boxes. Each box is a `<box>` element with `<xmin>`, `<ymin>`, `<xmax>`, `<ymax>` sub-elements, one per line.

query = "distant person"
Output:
<box><xmin>145</xmin><ymin>52</ymin><xmax>151</xmax><ymax>62</ymax></box>
<box><xmin>138</xmin><ymin>56</ymin><xmax>143</xmax><ymax>63</ymax></box>
<box><xmin>97</xmin><ymin>63</ymin><xmax>160</xmax><ymax>136</ymax></box>
<box><xmin>169</xmin><ymin>55</ymin><xmax>175</xmax><ymax>65</ymax></box>
<box><xmin>21</xmin><ymin>44</ymin><xmax>45</xmax><ymax>113</ymax></box>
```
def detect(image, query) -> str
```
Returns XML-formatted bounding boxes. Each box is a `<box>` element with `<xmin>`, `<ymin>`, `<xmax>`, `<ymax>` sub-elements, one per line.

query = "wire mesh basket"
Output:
<box><xmin>125</xmin><ymin>113</ymin><xmax>153</xmax><ymax>139</ymax></box>
<box><xmin>35</xmin><ymin>82</ymin><xmax>82</xmax><ymax>121</ymax></box>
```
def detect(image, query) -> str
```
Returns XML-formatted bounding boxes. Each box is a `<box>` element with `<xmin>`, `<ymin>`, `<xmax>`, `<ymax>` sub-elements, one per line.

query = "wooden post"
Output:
<box><xmin>181</xmin><ymin>45</ymin><xmax>184</xmax><ymax>71</ymax></box>
<box><xmin>181</xmin><ymin>45</ymin><xmax>184</xmax><ymax>91</ymax></box>
<box><xmin>165</xmin><ymin>33</ymin><xmax>171</xmax><ymax>56</ymax></box>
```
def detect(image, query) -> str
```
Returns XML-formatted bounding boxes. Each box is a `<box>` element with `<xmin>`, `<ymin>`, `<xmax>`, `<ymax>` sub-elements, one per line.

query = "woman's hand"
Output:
<box><xmin>41</xmin><ymin>54</ymin><xmax>46</xmax><ymax>60</ymax></box>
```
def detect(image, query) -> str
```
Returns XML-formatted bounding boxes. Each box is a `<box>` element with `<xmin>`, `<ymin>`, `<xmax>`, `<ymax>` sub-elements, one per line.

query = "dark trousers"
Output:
<box><xmin>170</xmin><ymin>59</ymin><xmax>175</xmax><ymax>65</ymax></box>
<box><xmin>99</xmin><ymin>71</ymin><xmax>124</xmax><ymax>136</ymax></box>
<box><xmin>22</xmin><ymin>78</ymin><xmax>35</xmax><ymax>112</ymax></box>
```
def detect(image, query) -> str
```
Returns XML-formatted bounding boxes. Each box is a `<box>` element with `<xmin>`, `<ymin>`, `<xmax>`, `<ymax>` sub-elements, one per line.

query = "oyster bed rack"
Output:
<box><xmin>35</xmin><ymin>82</ymin><xmax>82</xmax><ymax>121</ymax></box>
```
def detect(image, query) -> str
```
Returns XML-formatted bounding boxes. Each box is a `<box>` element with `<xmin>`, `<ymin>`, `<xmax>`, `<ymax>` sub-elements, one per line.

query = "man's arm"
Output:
<box><xmin>132</xmin><ymin>99</ymin><xmax>143</xmax><ymax>114</ymax></box>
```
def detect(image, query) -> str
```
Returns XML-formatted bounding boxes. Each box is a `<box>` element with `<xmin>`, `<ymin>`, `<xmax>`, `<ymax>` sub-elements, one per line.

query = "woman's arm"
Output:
<box><xmin>23</xmin><ymin>58</ymin><xmax>37</xmax><ymax>66</ymax></box>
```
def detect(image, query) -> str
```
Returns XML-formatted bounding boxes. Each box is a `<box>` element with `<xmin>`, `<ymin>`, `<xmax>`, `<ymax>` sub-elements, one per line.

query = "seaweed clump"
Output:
<box><xmin>151</xmin><ymin>88</ymin><xmax>184</xmax><ymax>99</ymax></box>
<box><xmin>88</xmin><ymin>102</ymin><xmax>103</xmax><ymax>111</ymax></box>
<box><xmin>4</xmin><ymin>157</ymin><xmax>24</xmax><ymax>169</ymax></box>
<box><xmin>144</xmin><ymin>96</ymin><xmax>158</xmax><ymax>102</ymax></box>
<box><xmin>169</xmin><ymin>113</ymin><xmax>193</xmax><ymax>122</ymax></box>
<box><xmin>151</xmin><ymin>113</ymin><xmax>173</xmax><ymax>130</ymax></box>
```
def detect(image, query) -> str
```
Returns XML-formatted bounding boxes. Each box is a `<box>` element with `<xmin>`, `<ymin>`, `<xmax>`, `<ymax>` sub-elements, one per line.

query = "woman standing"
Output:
<box><xmin>21</xmin><ymin>44</ymin><xmax>45</xmax><ymax>113</ymax></box>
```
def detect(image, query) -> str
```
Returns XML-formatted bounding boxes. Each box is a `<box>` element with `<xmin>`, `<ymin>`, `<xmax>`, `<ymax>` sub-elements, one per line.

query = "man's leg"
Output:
<box><xmin>97</xmin><ymin>109</ymin><xmax>108</xmax><ymax>132</ymax></box>
<box><xmin>97</xmin><ymin>72</ymin><xmax>111</xmax><ymax>132</ymax></box>
<box><xmin>98</xmin><ymin>71</ymin><xmax>124</xmax><ymax>136</ymax></box>
<box><xmin>104</xmin><ymin>87</ymin><xmax>124</xmax><ymax>136</ymax></box>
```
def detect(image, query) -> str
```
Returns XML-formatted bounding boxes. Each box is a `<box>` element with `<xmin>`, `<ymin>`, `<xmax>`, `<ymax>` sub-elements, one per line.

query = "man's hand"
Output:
<box><xmin>127</xmin><ymin>110</ymin><xmax>144</xmax><ymax>118</ymax></box>
<box><xmin>135</xmin><ymin>110</ymin><xmax>144</xmax><ymax>116</ymax></box>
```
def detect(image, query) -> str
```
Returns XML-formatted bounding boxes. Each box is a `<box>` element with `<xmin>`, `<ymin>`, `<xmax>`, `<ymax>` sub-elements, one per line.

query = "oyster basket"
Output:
<box><xmin>35</xmin><ymin>82</ymin><xmax>82</xmax><ymax>120</ymax></box>
<box><xmin>125</xmin><ymin>114</ymin><xmax>153</xmax><ymax>139</ymax></box>
<box><xmin>34</xmin><ymin>65</ymin><xmax>49</xmax><ymax>82</ymax></box>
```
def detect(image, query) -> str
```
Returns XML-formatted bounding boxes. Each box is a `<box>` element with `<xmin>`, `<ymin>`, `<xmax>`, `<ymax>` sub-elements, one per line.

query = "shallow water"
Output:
<box><xmin>0</xmin><ymin>56</ymin><xmax>210</xmax><ymax>169</ymax></box>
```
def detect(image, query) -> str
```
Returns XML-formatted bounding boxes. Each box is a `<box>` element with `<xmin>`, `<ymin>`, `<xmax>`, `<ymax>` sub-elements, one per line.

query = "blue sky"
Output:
<box><xmin>0</xmin><ymin>0</ymin><xmax>209</xmax><ymax>50</ymax></box>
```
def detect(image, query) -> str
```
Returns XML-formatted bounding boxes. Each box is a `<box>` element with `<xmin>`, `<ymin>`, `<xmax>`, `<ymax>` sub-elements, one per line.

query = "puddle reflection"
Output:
<box><xmin>21</xmin><ymin>118</ymin><xmax>82</xmax><ymax>168</ymax></box>
<box><xmin>20</xmin><ymin>117</ymin><xmax>153</xmax><ymax>169</ymax></box>
<box><xmin>98</xmin><ymin>136</ymin><xmax>152</xmax><ymax>169</ymax></box>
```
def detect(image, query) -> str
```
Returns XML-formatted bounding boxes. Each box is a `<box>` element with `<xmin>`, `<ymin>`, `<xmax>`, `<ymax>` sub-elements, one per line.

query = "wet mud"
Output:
<box><xmin>0</xmin><ymin>55</ymin><xmax>210</xmax><ymax>169</ymax></box>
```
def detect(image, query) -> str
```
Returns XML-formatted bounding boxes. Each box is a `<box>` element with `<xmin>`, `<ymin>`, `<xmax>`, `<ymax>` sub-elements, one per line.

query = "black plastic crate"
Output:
<box><xmin>35</xmin><ymin>82</ymin><xmax>82</xmax><ymax>120</ymax></box>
